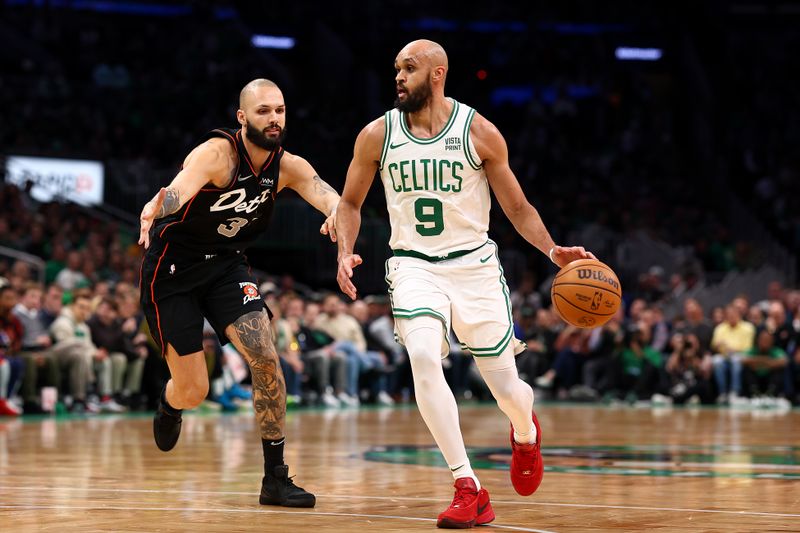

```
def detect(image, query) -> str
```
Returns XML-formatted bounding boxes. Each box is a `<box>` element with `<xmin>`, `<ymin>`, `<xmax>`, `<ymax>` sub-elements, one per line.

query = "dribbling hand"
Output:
<box><xmin>138</xmin><ymin>188</ymin><xmax>166</xmax><ymax>249</ymax></box>
<box><xmin>337</xmin><ymin>253</ymin><xmax>363</xmax><ymax>300</ymax></box>
<box><xmin>550</xmin><ymin>245</ymin><xmax>596</xmax><ymax>269</ymax></box>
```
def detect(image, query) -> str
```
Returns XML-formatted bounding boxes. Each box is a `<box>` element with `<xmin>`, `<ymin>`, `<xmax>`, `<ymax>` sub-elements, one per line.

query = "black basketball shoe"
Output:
<box><xmin>259</xmin><ymin>465</ymin><xmax>316</xmax><ymax>507</ymax></box>
<box><xmin>153</xmin><ymin>390</ymin><xmax>182</xmax><ymax>452</ymax></box>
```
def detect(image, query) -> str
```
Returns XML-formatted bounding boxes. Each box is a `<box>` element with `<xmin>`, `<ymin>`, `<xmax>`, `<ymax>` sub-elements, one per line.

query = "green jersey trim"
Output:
<box><xmin>379</xmin><ymin>111</ymin><xmax>392</xmax><ymax>171</ymax></box>
<box><xmin>463</xmin><ymin>108</ymin><xmax>482</xmax><ymax>170</ymax></box>
<box><xmin>399</xmin><ymin>99</ymin><xmax>460</xmax><ymax>145</ymax></box>
<box><xmin>392</xmin><ymin>240</ymin><xmax>488</xmax><ymax>263</ymax></box>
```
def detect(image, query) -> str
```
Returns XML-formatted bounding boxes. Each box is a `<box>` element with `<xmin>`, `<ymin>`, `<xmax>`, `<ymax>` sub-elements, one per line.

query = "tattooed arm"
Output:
<box><xmin>225</xmin><ymin>310</ymin><xmax>286</xmax><ymax>439</ymax></box>
<box><xmin>138</xmin><ymin>137</ymin><xmax>237</xmax><ymax>249</ymax></box>
<box><xmin>279</xmin><ymin>151</ymin><xmax>340</xmax><ymax>242</ymax></box>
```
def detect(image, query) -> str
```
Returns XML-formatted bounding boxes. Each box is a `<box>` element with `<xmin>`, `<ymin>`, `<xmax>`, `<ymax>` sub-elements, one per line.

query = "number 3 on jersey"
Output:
<box><xmin>414</xmin><ymin>198</ymin><xmax>444</xmax><ymax>236</ymax></box>
<box><xmin>218</xmin><ymin>217</ymin><xmax>248</xmax><ymax>238</ymax></box>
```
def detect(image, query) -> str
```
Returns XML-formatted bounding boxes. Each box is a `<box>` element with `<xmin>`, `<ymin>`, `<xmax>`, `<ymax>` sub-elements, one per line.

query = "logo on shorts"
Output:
<box><xmin>239</xmin><ymin>282</ymin><xmax>260</xmax><ymax>305</ymax></box>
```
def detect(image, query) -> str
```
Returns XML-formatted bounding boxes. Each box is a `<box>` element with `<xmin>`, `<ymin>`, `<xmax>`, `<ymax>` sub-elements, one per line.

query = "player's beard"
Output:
<box><xmin>245</xmin><ymin>120</ymin><xmax>286</xmax><ymax>151</ymax></box>
<box><xmin>395</xmin><ymin>80</ymin><xmax>432</xmax><ymax>113</ymax></box>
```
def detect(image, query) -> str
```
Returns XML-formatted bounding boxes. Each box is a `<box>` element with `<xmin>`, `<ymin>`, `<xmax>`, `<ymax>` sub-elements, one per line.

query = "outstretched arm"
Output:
<box><xmin>336</xmin><ymin>117</ymin><xmax>385</xmax><ymax>300</ymax></box>
<box><xmin>138</xmin><ymin>138</ymin><xmax>236</xmax><ymax>249</ymax></box>
<box><xmin>279</xmin><ymin>153</ymin><xmax>341</xmax><ymax>242</ymax></box>
<box><xmin>471</xmin><ymin>113</ymin><xmax>595</xmax><ymax>268</ymax></box>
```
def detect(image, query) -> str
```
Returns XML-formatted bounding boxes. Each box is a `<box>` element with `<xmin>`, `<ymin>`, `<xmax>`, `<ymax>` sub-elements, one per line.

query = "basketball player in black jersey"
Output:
<box><xmin>138</xmin><ymin>79</ymin><xmax>339</xmax><ymax>508</ymax></box>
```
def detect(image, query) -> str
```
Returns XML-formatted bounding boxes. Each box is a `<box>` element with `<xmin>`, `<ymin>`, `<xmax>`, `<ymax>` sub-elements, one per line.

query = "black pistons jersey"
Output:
<box><xmin>152</xmin><ymin>128</ymin><xmax>283</xmax><ymax>254</ymax></box>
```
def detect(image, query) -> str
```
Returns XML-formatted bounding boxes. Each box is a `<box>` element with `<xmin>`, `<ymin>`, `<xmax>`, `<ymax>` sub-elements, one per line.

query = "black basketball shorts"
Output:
<box><xmin>140</xmin><ymin>240</ymin><xmax>270</xmax><ymax>356</ymax></box>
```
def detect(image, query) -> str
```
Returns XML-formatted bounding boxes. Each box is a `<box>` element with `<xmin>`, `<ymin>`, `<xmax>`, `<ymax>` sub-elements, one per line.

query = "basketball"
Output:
<box><xmin>551</xmin><ymin>258</ymin><xmax>622</xmax><ymax>328</ymax></box>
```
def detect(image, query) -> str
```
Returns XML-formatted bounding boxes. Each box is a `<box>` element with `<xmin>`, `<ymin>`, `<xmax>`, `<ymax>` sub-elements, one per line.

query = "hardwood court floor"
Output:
<box><xmin>1</xmin><ymin>403</ymin><xmax>799</xmax><ymax>532</ymax></box>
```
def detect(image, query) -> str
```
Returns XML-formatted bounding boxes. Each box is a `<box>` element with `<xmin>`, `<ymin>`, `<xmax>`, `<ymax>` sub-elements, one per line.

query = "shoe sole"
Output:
<box><xmin>259</xmin><ymin>496</ymin><xmax>316</xmax><ymax>508</ymax></box>
<box><xmin>436</xmin><ymin>511</ymin><xmax>494</xmax><ymax>529</ymax></box>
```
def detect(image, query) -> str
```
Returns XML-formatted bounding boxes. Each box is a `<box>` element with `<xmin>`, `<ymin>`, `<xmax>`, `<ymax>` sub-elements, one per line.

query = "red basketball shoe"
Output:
<box><xmin>436</xmin><ymin>477</ymin><xmax>495</xmax><ymax>529</ymax></box>
<box><xmin>509</xmin><ymin>411</ymin><xmax>544</xmax><ymax>496</ymax></box>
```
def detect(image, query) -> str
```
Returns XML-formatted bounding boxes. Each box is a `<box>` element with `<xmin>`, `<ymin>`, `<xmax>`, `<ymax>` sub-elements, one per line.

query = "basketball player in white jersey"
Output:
<box><xmin>335</xmin><ymin>40</ymin><xmax>596</xmax><ymax>528</ymax></box>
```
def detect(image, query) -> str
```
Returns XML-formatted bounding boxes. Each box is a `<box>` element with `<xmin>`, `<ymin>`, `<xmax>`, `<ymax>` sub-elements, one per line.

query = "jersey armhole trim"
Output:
<box><xmin>463</xmin><ymin>108</ymin><xmax>483</xmax><ymax>170</ymax></box>
<box><xmin>379</xmin><ymin>111</ymin><xmax>392</xmax><ymax>171</ymax></box>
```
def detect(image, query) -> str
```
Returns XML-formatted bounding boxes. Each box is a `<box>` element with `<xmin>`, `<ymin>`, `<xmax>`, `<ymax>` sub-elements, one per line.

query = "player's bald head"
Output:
<box><xmin>239</xmin><ymin>78</ymin><xmax>280</xmax><ymax>109</ymax></box>
<box><xmin>397</xmin><ymin>39</ymin><xmax>449</xmax><ymax>71</ymax></box>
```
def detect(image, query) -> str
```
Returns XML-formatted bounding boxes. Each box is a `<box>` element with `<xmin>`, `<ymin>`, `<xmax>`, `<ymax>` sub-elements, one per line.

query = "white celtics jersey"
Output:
<box><xmin>379</xmin><ymin>99</ymin><xmax>490</xmax><ymax>260</ymax></box>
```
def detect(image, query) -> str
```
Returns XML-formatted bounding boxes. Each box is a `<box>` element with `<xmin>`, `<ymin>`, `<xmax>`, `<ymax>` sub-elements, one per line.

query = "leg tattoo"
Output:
<box><xmin>229</xmin><ymin>310</ymin><xmax>286</xmax><ymax>439</ymax></box>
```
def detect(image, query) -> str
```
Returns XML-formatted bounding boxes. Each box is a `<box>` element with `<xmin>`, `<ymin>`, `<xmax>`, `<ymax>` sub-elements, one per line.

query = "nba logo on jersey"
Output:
<box><xmin>239</xmin><ymin>282</ymin><xmax>260</xmax><ymax>304</ymax></box>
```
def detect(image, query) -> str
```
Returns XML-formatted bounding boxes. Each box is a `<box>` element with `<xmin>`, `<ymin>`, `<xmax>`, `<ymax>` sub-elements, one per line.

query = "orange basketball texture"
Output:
<box><xmin>551</xmin><ymin>259</ymin><xmax>622</xmax><ymax>328</ymax></box>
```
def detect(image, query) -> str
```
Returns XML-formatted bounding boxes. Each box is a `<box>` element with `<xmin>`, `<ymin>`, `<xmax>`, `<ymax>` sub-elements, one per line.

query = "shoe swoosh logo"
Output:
<box><xmin>479</xmin><ymin>255</ymin><xmax>492</xmax><ymax>263</ymax></box>
<box><xmin>390</xmin><ymin>141</ymin><xmax>409</xmax><ymax>149</ymax></box>
<box><xmin>477</xmin><ymin>502</ymin><xmax>488</xmax><ymax>515</ymax></box>
<box><xmin>239</xmin><ymin>174</ymin><xmax>254</xmax><ymax>181</ymax></box>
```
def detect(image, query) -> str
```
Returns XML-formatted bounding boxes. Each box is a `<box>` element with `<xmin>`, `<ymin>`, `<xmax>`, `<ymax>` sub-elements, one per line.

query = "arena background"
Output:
<box><xmin>1</xmin><ymin>1</ymin><xmax>799</xmax><ymax>531</ymax></box>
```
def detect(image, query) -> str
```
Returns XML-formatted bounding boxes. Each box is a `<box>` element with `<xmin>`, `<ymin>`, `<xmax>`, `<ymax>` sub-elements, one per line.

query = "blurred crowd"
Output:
<box><xmin>1</xmin><ymin>3</ymin><xmax>799</xmax><ymax>415</ymax></box>
<box><xmin>1</xmin><ymin>179</ymin><xmax>799</xmax><ymax>417</ymax></box>
<box><xmin>0</xmin><ymin>1</ymin><xmax>780</xmax><ymax>290</ymax></box>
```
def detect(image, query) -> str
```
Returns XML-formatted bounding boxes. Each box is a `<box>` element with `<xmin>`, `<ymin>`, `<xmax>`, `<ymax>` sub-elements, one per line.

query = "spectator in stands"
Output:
<box><xmin>611</xmin><ymin>323</ymin><xmax>667</xmax><ymax>402</ymax></box>
<box><xmin>642</xmin><ymin>305</ymin><xmax>670</xmax><ymax>353</ymax></box>
<box><xmin>13</xmin><ymin>282</ymin><xmax>60</xmax><ymax>413</ymax></box>
<box><xmin>284</xmin><ymin>296</ymin><xmax>341</xmax><ymax>408</ymax></box>
<box><xmin>40</xmin><ymin>284</ymin><xmax>64</xmax><ymax>328</ymax></box>
<box><xmin>349</xmin><ymin>300</ymin><xmax>394</xmax><ymax>405</ymax></box>
<box><xmin>50</xmin><ymin>289</ymin><xmax>122</xmax><ymax>412</ymax></box>
<box><xmin>711</xmin><ymin>303</ymin><xmax>755</xmax><ymax>404</ymax></box>
<box><xmin>742</xmin><ymin>328</ymin><xmax>787</xmax><ymax>398</ymax></box>
<box><xmin>55</xmin><ymin>250</ymin><xmax>89</xmax><ymax>291</ymax></box>
<box><xmin>515</xmin><ymin>308</ymin><xmax>559</xmax><ymax>389</ymax></box>
<box><xmin>0</xmin><ymin>284</ymin><xmax>24</xmax><ymax>415</ymax></box>
<box><xmin>665</xmin><ymin>332</ymin><xmax>713</xmax><ymax>404</ymax></box>
<box><xmin>115</xmin><ymin>291</ymin><xmax>150</xmax><ymax>407</ymax></box>
<box><xmin>680</xmin><ymin>298</ymin><xmax>714</xmax><ymax>356</ymax></box>
<box><xmin>7</xmin><ymin>261</ymin><xmax>34</xmax><ymax>292</ymax></box>
<box><xmin>581</xmin><ymin>308</ymin><xmax>625</xmax><ymax>398</ymax></box>
<box><xmin>711</xmin><ymin>306</ymin><xmax>725</xmax><ymax>326</ymax></box>
<box><xmin>316</xmin><ymin>294</ymin><xmax>387</xmax><ymax>406</ymax></box>
<box><xmin>510</xmin><ymin>271</ymin><xmax>542</xmax><ymax>312</ymax></box>
<box><xmin>271</xmin><ymin>301</ymin><xmax>304</xmax><ymax>407</ymax></box>
<box><xmin>86</xmin><ymin>298</ymin><xmax>131</xmax><ymax>409</ymax></box>
<box><xmin>765</xmin><ymin>301</ymin><xmax>794</xmax><ymax>352</ymax></box>
<box><xmin>44</xmin><ymin>243</ymin><xmax>67</xmax><ymax>285</ymax></box>
<box><xmin>364</xmin><ymin>295</ymin><xmax>409</xmax><ymax>397</ymax></box>
<box><xmin>535</xmin><ymin>326</ymin><xmax>592</xmax><ymax>399</ymax></box>
<box><xmin>746</xmin><ymin>305</ymin><xmax>765</xmax><ymax>329</ymax></box>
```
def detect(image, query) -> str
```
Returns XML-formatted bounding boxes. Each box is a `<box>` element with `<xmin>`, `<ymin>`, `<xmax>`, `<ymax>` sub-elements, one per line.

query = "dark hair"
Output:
<box><xmin>98</xmin><ymin>297</ymin><xmax>118</xmax><ymax>312</ymax></box>
<box><xmin>72</xmin><ymin>288</ymin><xmax>92</xmax><ymax>303</ymax></box>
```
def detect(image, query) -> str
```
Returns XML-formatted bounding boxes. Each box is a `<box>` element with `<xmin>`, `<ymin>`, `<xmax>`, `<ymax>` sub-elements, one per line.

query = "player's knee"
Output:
<box><xmin>185</xmin><ymin>381</ymin><xmax>210</xmax><ymax>408</ymax></box>
<box><xmin>172</xmin><ymin>379</ymin><xmax>209</xmax><ymax>408</ymax></box>
<box><xmin>404</xmin><ymin>326</ymin><xmax>442</xmax><ymax>361</ymax></box>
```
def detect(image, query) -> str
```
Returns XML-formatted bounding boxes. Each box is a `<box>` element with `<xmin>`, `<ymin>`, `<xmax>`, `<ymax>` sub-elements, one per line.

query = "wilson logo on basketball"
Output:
<box><xmin>577</xmin><ymin>269</ymin><xmax>620</xmax><ymax>290</ymax></box>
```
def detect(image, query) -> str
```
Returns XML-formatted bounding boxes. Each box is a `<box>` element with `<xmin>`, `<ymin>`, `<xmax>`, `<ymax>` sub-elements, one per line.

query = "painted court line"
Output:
<box><xmin>0</xmin><ymin>504</ymin><xmax>556</xmax><ymax>533</ymax></box>
<box><xmin>1</xmin><ymin>485</ymin><xmax>798</xmax><ymax>519</ymax></box>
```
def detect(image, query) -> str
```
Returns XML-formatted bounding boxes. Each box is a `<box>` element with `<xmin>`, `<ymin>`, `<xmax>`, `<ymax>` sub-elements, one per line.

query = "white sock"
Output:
<box><xmin>404</xmin><ymin>319</ymin><xmax>479</xmax><ymax>490</ymax></box>
<box><xmin>449</xmin><ymin>462</ymin><xmax>480</xmax><ymax>490</ymax></box>
<box><xmin>513</xmin><ymin>425</ymin><xmax>536</xmax><ymax>445</ymax></box>
<box><xmin>474</xmin><ymin>345</ymin><xmax>537</xmax><ymax>444</ymax></box>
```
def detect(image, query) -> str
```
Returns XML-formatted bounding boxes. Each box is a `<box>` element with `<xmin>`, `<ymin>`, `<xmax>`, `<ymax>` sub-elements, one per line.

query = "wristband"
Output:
<box><xmin>549</xmin><ymin>246</ymin><xmax>557</xmax><ymax>264</ymax></box>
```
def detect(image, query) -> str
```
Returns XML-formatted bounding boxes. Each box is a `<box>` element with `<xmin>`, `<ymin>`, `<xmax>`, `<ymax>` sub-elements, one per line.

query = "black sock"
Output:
<box><xmin>263</xmin><ymin>437</ymin><xmax>285</xmax><ymax>474</ymax></box>
<box><xmin>161</xmin><ymin>386</ymin><xmax>182</xmax><ymax>417</ymax></box>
